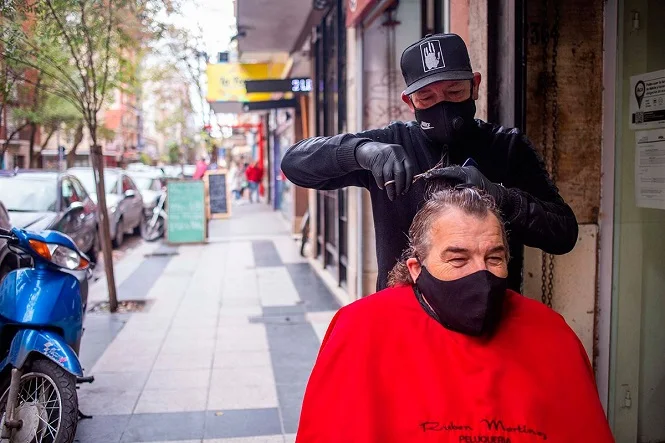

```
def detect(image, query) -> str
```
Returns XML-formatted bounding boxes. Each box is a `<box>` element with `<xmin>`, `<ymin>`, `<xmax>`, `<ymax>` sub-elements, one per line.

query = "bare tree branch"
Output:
<box><xmin>98</xmin><ymin>0</ymin><xmax>114</xmax><ymax>113</ymax></box>
<box><xmin>43</xmin><ymin>0</ymin><xmax>89</xmax><ymax>100</ymax></box>
<box><xmin>78</xmin><ymin>0</ymin><xmax>98</xmax><ymax>112</ymax></box>
<box><xmin>0</xmin><ymin>31</ymin><xmax>84</xmax><ymax>99</ymax></box>
<box><xmin>0</xmin><ymin>50</ymin><xmax>86</xmax><ymax>105</ymax></box>
<box><xmin>40</xmin><ymin>125</ymin><xmax>57</xmax><ymax>150</ymax></box>
<box><xmin>0</xmin><ymin>120</ymin><xmax>30</xmax><ymax>159</ymax></box>
<box><xmin>11</xmin><ymin>72</ymin><xmax>85</xmax><ymax>115</ymax></box>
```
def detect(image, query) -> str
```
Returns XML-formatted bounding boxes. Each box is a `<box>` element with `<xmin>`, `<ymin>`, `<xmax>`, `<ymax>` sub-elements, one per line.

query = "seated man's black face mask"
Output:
<box><xmin>413</xmin><ymin>85</ymin><xmax>476</xmax><ymax>146</ymax></box>
<box><xmin>415</xmin><ymin>265</ymin><xmax>507</xmax><ymax>337</ymax></box>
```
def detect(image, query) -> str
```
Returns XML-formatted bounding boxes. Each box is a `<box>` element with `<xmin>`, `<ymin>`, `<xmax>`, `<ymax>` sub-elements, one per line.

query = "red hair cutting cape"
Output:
<box><xmin>296</xmin><ymin>286</ymin><xmax>613</xmax><ymax>443</ymax></box>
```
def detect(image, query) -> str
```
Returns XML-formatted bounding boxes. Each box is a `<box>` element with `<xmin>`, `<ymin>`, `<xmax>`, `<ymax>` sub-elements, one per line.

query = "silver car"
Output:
<box><xmin>127</xmin><ymin>170</ymin><xmax>166</xmax><ymax>216</ymax></box>
<box><xmin>0</xmin><ymin>200</ymin><xmax>12</xmax><ymax>281</ymax></box>
<box><xmin>69</xmin><ymin>167</ymin><xmax>144</xmax><ymax>247</ymax></box>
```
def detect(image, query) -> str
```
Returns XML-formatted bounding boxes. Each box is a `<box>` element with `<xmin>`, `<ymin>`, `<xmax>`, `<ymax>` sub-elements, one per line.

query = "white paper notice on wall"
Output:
<box><xmin>635</xmin><ymin>129</ymin><xmax>665</xmax><ymax>209</ymax></box>
<box><xmin>630</xmin><ymin>69</ymin><xmax>665</xmax><ymax>130</ymax></box>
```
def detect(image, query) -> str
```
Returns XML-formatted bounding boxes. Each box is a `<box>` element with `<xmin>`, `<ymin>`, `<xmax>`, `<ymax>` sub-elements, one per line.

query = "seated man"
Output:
<box><xmin>296</xmin><ymin>188</ymin><xmax>613</xmax><ymax>442</ymax></box>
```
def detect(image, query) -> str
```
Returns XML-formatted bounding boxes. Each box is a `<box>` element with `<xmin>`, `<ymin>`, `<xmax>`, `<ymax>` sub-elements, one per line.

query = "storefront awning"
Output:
<box><xmin>242</xmin><ymin>99</ymin><xmax>297</xmax><ymax>112</ymax></box>
<box><xmin>209</xmin><ymin>102</ymin><xmax>245</xmax><ymax>114</ymax></box>
<box><xmin>236</xmin><ymin>0</ymin><xmax>313</xmax><ymax>54</ymax></box>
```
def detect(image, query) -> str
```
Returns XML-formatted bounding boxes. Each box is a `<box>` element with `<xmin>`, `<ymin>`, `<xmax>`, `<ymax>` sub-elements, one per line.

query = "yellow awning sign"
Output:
<box><xmin>206</xmin><ymin>63</ymin><xmax>286</xmax><ymax>102</ymax></box>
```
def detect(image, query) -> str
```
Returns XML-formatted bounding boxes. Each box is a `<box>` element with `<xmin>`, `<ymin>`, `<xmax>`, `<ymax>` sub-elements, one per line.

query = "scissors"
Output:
<box><xmin>384</xmin><ymin>157</ymin><xmax>478</xmax><ymax>187</ymax></box>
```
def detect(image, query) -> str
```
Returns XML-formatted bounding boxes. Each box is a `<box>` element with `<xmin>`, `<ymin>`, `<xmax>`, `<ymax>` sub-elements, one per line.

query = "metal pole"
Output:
<box><xmin>356</xmin><ymin>24</ymin><xmax>364</xmax><ymax>300</ymax></box>
<box><xmin>57</xmin><ymin>127</ymin><xmax>62</xmax><ymax>171</ymax></box>
<box><xmin>91</xmin><ymin>145</ymin><xmax>118</xmax><ymax>312</ymax></box>
<box><xmin>1</xmin><ymin>368</ymin><xmax>22</xmax><ymax>438</ymax></box>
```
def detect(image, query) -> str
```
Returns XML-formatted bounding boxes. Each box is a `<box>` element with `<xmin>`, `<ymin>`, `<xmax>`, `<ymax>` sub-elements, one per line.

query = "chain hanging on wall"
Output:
<box><xmin>539</xmin><ymin>0</ymin><xmax>561</xmax><ymax>308</ymax></box>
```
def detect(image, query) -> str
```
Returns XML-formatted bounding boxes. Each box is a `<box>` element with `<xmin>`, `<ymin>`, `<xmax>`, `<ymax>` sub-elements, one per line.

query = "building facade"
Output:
<box><xmin>236</xmin><ymin>1</ymin><xmax>664</xmax><ymax>439</ymax></box>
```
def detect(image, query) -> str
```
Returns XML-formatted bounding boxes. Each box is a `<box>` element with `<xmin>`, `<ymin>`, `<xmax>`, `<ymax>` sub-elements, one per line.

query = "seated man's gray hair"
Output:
<box><xmin>387</xmin><ymin>187</ymin><xmax>509</xmax><ymax>287</ymax></box>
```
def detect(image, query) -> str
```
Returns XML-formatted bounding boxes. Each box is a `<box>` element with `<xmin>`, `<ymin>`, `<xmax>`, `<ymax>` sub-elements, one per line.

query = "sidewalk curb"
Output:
<box><xmin>305</xmin><ymin>257</ymin><xmax>352</xmax><ymax>308</ymax></box>
<box><xmin>276</xmin><ymin>207</ymin><xmax>350</xmax><ymax>308</ymax></box>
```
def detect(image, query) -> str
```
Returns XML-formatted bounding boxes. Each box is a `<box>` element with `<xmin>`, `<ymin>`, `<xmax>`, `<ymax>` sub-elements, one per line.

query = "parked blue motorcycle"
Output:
<box><xmin>0</xmin><ymin>226</ymin><xmax>90</xmax><ymax>443</ymax></box>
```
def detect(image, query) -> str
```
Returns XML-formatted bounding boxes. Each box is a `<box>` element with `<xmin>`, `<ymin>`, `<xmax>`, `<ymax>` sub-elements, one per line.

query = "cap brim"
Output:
<box><xmin>404</xmin><ymin>70</ymin><xmax>474</xmax><ymax>95</ymax></box>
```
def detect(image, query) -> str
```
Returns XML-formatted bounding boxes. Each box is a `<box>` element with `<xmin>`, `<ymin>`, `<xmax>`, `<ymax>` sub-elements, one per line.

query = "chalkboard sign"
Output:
<box><xmin>205</xmin><ymin>170</ymin><xmax>231</xmax><ymax>219</ymax></box>
<box><xmin>166</xmin><ymin>180</ymin><xmax>206</xmax><ymax>244</ymax></box>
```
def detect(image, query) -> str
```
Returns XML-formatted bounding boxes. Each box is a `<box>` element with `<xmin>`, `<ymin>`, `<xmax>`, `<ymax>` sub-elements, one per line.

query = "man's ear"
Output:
<box><xmin>472</xmin><ymin>72</ymin><xmax>481</xmax><ymax>100</ymax></box>
<box><xmin>401</xmin><ymin>91</ymin><xmax>415</xmax><ymax>111</ymax></box>
<box><xmin>406</xmin><ymin>257</ymin><xmax>421</xmax><ymax>282</ymax></box>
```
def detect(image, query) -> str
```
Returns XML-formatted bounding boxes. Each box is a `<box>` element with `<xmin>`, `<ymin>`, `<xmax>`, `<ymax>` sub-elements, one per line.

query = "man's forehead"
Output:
<box><xmin>431</xmin><ymin>210</ymin><xmax>504</xmax><ymax>246</ymax></box>
<box><xmin>413</xmin><ymin>80</ymin><xmax>466</xmax><ymax>95</ymax></box>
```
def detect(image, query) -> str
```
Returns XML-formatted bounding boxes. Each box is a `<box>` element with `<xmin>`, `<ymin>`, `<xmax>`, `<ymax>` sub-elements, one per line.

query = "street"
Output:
<box><xmin>74</xmin><ymin>204</ymin><xmax>339</xmax><ymax>443</ymax></box>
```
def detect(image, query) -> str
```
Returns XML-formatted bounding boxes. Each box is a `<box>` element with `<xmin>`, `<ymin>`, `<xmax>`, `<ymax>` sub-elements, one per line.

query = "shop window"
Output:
<box><xmin>421</xmin><ymin>0</ymin><xmax>448</xmax><ymax>36</ymax></box>
<box><xmin>313</xmin><ymin>0</ymin><xmax>348</xmax><ymax>287</ymax></box>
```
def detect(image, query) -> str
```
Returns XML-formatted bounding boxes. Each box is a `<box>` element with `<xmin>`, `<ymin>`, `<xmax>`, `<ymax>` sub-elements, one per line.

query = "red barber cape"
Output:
<box><xmin>296</xmin><ymin>286</ymin><xmax>613</xmax><ymax>443</ymax></box>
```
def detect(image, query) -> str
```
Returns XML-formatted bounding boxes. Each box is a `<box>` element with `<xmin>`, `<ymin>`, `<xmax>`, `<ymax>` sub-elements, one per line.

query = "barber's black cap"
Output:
<box><xmin>401</xmin><ymin>33</ymin><xmax>473</xmax><ymax>95</ymax></box>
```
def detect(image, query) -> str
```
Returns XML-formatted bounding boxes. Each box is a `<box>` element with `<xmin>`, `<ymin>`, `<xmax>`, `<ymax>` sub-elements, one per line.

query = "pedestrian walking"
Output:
<box><xmin>230</xmin><ymin>162</ymin><xmax>244</xmax><ymax>201</ymax></box>
<box><xmin>296</xmin><ymin>188</ymin><xmax>613</xmax><ymax>443</ymax></box>
<box><xmin>193</xmin><ymin>156</ymin><xmax>208</xmax><ymax>180</ymax></box>
<box><xmin>281</xmin><ymin>33</ymin><xmax>578</xmax><ymax>292</ymax></box>
<box><xmin>245</xmin><ymin>160</ymin><xmax>263</xmax><ymax>203</ymax></box>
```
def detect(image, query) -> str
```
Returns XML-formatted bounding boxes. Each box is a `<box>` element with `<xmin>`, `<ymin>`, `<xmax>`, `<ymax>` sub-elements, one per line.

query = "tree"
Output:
<box><xmin>37</xmin><ymin>94</ymin><xmax>84</xmax><ymax>167</ymax></box>
<box><xmin>0</xmin><ymin>0</ymin><xmax>175</xmax><ymax>311</ymax></box>
<box><xmin>167</xmin><ymin>141</ymin><xmax>180</xmax><ymax>164</ymax></box>
<box><xmin>150</xmin><ymin>24</ymin><xmax>213</xmax><ymax>159</ymax></box>
<box><xmin>0</xmin><ymin>4</ymin><xmax>27</xmax><ymax>163</ymax></box>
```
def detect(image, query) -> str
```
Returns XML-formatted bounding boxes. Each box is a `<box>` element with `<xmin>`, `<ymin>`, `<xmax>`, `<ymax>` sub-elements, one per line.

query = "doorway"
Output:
<box><xmin>610</xmin><ymin>0</ymin><xmax>665</xmax><ymax>441</ymax></box>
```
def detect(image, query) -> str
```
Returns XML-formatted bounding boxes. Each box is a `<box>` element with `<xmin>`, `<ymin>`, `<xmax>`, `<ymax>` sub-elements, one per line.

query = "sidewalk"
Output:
<box><xmin>75</xmin><ymin>203</ymin><xmax>340</xmax><ymax>443</ymax></box>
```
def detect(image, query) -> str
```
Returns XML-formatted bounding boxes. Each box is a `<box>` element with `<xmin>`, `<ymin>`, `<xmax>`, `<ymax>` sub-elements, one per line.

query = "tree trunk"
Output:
<box><xmin>36</xmin><ymin>126</ymin><xmax>57</xmax><ymax>168</ymax></box>
<box><xmin>66</xmin><ymin>123</ymin><xmax>84</xmax><ymax>168</ymax></box>
<box><xmin>40</xmin><ymin>126</ymin><xmax>56</xmax><ymax>150</ymax></box>
<box><xmin>89</xmin><ymin>127</ymin><xmax>118</xmax><ymax>313</ymax></box>
<box><xmin>0</xmin><ymin>121</ymin><xmax>30</xmax><ymax>166</ymax></box>
<box><xmin>28</xmin><ymin>123</ymin><xmax>37</xmax><ymax>168</ymax></box>
<box><xmin>27</xmin><ymin>75</ymin><xmax>43</xmax><ymax>169</ymax></box>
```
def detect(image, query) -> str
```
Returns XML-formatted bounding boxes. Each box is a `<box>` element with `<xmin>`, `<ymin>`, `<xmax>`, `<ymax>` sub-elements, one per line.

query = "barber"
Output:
<box><xmin>281</xmin><ymin>33</ymin><xmax>578</xmax><ymax>292</ymax></box>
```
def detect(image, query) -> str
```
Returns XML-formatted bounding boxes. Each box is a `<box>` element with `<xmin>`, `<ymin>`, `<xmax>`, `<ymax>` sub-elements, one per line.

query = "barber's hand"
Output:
<box><xmin>424</xmin><ymin>166</ymin><xmax>507</xmax><ymax>206</ymax></box>
<box><xmin>355</xmin><ymin>142</ymin><xmax>416</xmax><ymax>201</ymax></box>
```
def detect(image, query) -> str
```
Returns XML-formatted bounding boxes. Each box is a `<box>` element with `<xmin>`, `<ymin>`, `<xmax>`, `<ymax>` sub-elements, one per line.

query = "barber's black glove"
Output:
<box><xmin>424</xmin><ymin>165</ymin><xmax>508</xmax><ymax>207</ymax></box>
<box><xmin>355</xmin><ymin>142</ymin><xmax>416</xmax><ymax>201</ymax></box>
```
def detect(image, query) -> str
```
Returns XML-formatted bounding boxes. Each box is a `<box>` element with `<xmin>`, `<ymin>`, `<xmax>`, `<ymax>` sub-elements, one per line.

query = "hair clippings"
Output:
<box><xmin>384</xmin><ymin>158</ymin><xmax>446</xmax><ymax>187</ymax></box>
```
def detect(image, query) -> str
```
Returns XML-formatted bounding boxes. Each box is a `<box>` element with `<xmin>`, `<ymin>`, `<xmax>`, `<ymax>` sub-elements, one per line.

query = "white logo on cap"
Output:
<box><xmin>420</xmin><ymin>121</ymin><xmax>433</xmax><ymax>130</ymax></box>
<box><xmin>420</xmin><ymin>40</ymin><xmax>445</xmax><ymax>72</ymax></box>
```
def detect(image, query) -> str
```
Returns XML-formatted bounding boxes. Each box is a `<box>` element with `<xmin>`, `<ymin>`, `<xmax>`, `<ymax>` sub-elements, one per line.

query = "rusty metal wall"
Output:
<box><xmin>525</xmin><ymin>0</ymin><xmax>604</xmax><ymax>224</ymax></box>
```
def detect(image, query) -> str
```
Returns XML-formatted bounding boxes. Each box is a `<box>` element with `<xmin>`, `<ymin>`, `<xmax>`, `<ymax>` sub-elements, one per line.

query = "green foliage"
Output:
<box><xmin>97</xmin><ymin>124</ymin><xmax>115</xmax><ymax>142</ymax></box>
<box><xmin>139</xmin><ymin>152</ymin><xmax>152</xmax><ymax>165</ymax></box>
<box><xmin>167</xmin><ymin>141</ymin><xmax>180</xmax><ymax>164</ymax></box>
<box><xmin>0</xmin><ymin>0</ymin><xmax>174</xmax><ymax>144</ymax></box>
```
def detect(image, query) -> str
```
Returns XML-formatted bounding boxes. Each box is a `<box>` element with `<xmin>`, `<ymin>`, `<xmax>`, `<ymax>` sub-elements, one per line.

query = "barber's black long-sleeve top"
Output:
<box><xmin>281</xmin><ymin>120</ymin><xmax>578</xmax><ymax>292</ymax></box>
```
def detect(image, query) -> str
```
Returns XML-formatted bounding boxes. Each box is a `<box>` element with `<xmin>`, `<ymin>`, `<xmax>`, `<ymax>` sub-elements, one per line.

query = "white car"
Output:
<box><xmin>68</xmin><ymin>167</ymin><xmax>144</xmax><ymax>247</ymax></box>
<box><xmin>0</xmin><ymin>200</ymin><xmax>13</xmax><ymax>281</ymax></box>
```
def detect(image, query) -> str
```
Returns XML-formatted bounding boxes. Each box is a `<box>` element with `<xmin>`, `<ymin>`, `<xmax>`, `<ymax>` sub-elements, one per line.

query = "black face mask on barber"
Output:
<box><xmin>415</xmin><ymin>266</ymin><xmax>507</xmax><ymax>337</ymax></box>
<box><xmin>414</xmin><ymin>98</ymin><xmax>477</xmax><ymax>146</ymax></box>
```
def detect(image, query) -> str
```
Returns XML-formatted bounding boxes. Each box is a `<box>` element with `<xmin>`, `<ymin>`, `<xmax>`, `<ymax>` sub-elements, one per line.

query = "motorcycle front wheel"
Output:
<box><xmin>140</xmin><ymin>216</ymin><xmax>164</xmax><ymax>242</ymax></box>
<box><xmin>0</xmin><ymin>359</ymin><xmax>78</xmax><ymax>443</ymax></box>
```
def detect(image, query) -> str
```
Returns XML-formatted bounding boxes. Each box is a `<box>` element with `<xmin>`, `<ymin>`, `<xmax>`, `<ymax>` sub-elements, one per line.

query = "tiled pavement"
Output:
<box><xmin>75</xmin><ymin>204</ymin><xmax>340</xmax><ymax>443</ymax></box>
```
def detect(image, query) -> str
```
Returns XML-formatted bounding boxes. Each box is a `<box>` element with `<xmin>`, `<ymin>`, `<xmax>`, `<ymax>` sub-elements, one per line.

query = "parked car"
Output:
<box><xmin>127</xmin><ymin>170</ymin><xmax>166</xmax><ymax>212</ymax></box>
<box><xmin>127</xmin><ymin>170</ymin><xmax>167</xmax><ymax>241</ymax></box>
<box><xmin>68</xmin><ymin>167</ymin><xmax>143</xmax><ymax>247</ymax></box>
<box><xmin>0</xmin><ymin>200</ymin><xmax>12</xmax><ymax>281</ymax></box>
<box><xmin>126</xmin><ymin>162</ymin><xmax>154</xmax><ymax>172</ymax></box>
<box><xmin>0</xmin><ymin>170</ymin><xmax>99</xmax><ymax>265</ymax></box>
<box><xmin>182</xmin><ymin>164</ymin><xmax>196</xmax><ymax>178</ymax></box>
<box><xmin>160</xmin><ymin>164</ymin><xmax>182</xmax><ymax>178</ymax></box>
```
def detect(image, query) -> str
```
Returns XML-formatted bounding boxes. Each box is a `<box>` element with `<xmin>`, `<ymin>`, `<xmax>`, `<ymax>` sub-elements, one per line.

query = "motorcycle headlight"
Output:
<box><xmin>28</xmin><ymin>240</ymin><xmax>89</xmax><ymax>270</ymax></box>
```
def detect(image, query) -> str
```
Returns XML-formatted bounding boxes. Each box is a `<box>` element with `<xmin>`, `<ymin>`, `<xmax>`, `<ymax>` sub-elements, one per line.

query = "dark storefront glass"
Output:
<box><xmin>313</xmin><ymin>0</ymin><xmax>347</xmax><ymax>288</ymax></box>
